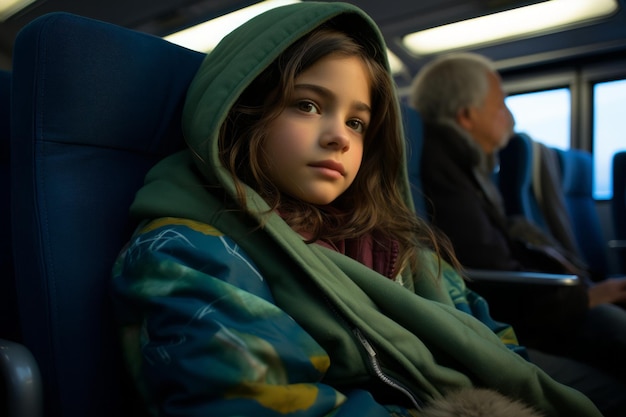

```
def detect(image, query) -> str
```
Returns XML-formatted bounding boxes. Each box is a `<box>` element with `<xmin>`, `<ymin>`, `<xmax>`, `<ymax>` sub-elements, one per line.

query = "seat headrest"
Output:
<box><xmin>12</xmin><ymin>12</ymin><xmax>205</xmax><ymax>156</ymax></box>
<box><xmin>558</xmin><ymin>149</ymin><xmax>593</xmax><ymax>196</ymax></box>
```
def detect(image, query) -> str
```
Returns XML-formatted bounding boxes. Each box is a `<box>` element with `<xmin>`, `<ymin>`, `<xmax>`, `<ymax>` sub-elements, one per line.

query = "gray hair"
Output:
<box><xmin>409</xmin><ymin>52</ymin><xmax>496</xmax><ymax>122</ymax></box>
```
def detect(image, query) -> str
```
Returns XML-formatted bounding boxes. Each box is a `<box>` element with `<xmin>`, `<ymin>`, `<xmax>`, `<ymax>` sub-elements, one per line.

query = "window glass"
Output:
<box><xmin>593</xmin><ymin>79</ymin><xmax>626</xmax><ymax>200</ymax></box>
<box><xmin>505</xmin><ymin>88</ymin><xmax>571</xmax><ymax>150</ymax></box>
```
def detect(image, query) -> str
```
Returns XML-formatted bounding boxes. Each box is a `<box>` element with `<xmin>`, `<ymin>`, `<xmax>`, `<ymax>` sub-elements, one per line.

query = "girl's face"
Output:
<box><xmin>263</xmin><ymin>53</ymin><xmax>371</xmax><ymax>205</ymax></box>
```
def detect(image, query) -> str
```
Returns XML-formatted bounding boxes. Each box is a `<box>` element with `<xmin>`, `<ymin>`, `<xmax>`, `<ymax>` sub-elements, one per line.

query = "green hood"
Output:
<box><xmin>133</xmin><ymin>0</ymin><xmax>403</xmax><ymax>243</ymax></box>
<box><xmin>129</xmin><ymin>2</ymin><xmax>600</xmax><ymax>415</ymax></box>
<box><xmin>182</xmin><ymin>1</ymin><xmax>394</xmax><ymax>200</ymax></box>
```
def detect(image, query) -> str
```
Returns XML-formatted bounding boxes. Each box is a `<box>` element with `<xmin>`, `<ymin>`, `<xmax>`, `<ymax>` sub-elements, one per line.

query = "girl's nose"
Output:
<box><xmin>320</xmin><ymin>117</ymin><xmax>350</xmax><ymax>152</ymax></box>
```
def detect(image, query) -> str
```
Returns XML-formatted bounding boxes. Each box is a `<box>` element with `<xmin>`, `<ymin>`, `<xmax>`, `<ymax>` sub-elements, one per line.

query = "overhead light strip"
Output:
<box><xmin>402</xmin><ymin>0</ymin><xmax>619</xmax><ymax>56</ymax></box>
<box><xmin>164</xmin><ymin>0</ymin><xmax>405</xmax><ymax>75</ymax></box>
<box><xmin>0</xmin><ymin>0</ymin><xmax>37</xmax><ymax>22</ymax></box>
<box><xmin>164</xmin><ymin>0</ymin><xmax>300</xmax><ymax>53</ymax></box>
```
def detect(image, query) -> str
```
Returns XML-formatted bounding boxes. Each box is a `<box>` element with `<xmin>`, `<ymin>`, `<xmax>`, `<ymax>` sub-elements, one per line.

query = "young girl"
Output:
<box><xmin>111</xmin><ymin>2</ymin><xmax>600</xmax><ymax>416</ymax></box>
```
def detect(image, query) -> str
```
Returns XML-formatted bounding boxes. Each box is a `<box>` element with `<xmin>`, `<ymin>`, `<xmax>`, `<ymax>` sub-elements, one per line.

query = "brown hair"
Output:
<box><xmin>219</xmin><ymin>25</ymin><xmax>460</xmax><ymax>276</ymax></box>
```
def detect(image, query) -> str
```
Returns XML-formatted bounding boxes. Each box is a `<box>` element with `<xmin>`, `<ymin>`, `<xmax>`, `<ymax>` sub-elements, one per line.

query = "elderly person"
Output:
<box><xmin>410</xmin><ymin>52</ymin><xmax>626</xmax><ymax>416</ymax></box>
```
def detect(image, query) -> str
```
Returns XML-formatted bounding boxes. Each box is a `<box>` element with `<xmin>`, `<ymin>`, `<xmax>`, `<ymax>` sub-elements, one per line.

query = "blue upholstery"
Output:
<box><xmin>0</xmin><ymin>69</ymin><xmax>20</xmax><ymax>343</ymax></box>
<box><xmin>401</xmin><ymin>103</ymin><xmax>427</xmax><ymax>218</ymax></box>
<box><xmin>611</xmin><ymin>151</ymin><xmax>626</xmax><ymax>272</ymax></box>
<box><xmin>556</xmin><ymin>148</ymin><xmax>608</xmax><ymax>277</ymax></box>
<box><xmin>10</xmin><ymin>12</ymin><xmax>204</xmax><ymax>417</ymax></box>
<box><xmin>498</xmin><ymin>132</ymin><xmax>548</xmax><ymax>230</ymax></box>
<box><xmin>499</xmin><ymin>133</ymin><xmax>609</xmax><ymax>277</ymax></box>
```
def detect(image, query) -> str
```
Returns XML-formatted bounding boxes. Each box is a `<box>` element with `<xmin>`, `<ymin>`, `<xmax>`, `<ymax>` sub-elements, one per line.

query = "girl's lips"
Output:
<box><xmin>309</xmin><ymin>160</ymin><xmax>346</xmax><ymax>176</ymax></box>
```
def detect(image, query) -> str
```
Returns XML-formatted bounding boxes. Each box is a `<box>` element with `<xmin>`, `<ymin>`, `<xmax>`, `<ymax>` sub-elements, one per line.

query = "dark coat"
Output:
<box><xmin>420</xmin><ymin>120</ymin><xmax>589</xmax><ymax>350</ymax></box>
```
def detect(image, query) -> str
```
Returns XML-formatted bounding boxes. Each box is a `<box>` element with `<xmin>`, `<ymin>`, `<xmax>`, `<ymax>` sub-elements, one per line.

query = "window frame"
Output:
<box><xmin>580</xmin><ymin>58</ymin><xmax>626</xmax><ymax>151</ymax></box>
<box><xmin>501</xmin><ymin>60</ymin><xmax>626</xmax><ymax>200</ymax></box>
<box><xmin>581</xmin><ymin>60</ymin><xmax>626</xmax><ymax>199</ymax></box>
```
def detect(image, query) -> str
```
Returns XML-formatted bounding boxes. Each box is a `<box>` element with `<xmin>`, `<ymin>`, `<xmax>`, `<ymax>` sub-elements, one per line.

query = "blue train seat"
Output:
<box><xmin>0</xmin><ymin>69</ymin><xmax>20</xmax><ymax>343</ymax></box>
<box><xmin>401</xmin><ymin>102</ymin><xmax>427</xmax><ymax>218</ymax></box>
<box><xmin>497</xmin><ymin>132</ymin><xmax>577</xmax><ymax>250</ymax></box>
<box><xmin>610</xmin><ymin>151</ymin><xmax>626</xmax><ymax>272</ymax></box>
<box><xmin>498</xmin><ymin>132</ymin><xmax>611</xmax><ymax>278</ymax></box>
<box><xmin>498</xmin><ymin>133</ymin><xmax>539</xmax><ymax>223</ymax></box>
<box><xmin>555</xmin><ymin>148</ymin><xmax>608</xmax><ymax>278</ymax></box>
<box><xmin>7</xmin><ymin>12</ymin><xmax>204</xmax><ymax>417</ymax></box>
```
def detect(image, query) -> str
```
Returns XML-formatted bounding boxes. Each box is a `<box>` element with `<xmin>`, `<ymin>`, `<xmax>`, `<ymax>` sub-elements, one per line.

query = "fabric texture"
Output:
<box><xmin>530</xmin><ymin>140</ymin><xmax>581</xmax><ymax>257</ymax></box>
<box><xmin>111</xmin><ymin>2</ymin><xmax>601</xmax><ymax>416</ymax></box>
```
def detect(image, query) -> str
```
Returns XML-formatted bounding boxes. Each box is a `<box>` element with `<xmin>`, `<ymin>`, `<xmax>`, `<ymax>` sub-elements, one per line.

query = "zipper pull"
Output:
<box><xmin>353</xmin><ymin>328</ymin><xmax>424</xmax><ymax>410</ymax></box>
<box><xmin>354</xmin><ymin>327</ymin><xmax>377</xmax><ymax>357</ymax></box>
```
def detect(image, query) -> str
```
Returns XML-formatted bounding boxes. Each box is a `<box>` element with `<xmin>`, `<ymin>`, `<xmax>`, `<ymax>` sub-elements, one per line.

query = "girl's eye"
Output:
<box><xmin>347</xmin><ymin>119</ymin><xmax>366</xmax><ymax>133</ymax></box>
<box><xmin>296</xmin><ymin>100</ymin><xmax>319</xmax><ymax>114</ymax></box>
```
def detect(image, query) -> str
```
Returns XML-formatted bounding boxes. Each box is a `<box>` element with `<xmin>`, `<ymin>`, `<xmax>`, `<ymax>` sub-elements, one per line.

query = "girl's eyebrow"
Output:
<box><xmin>294</xmin><ymin>83</ymin><xmax>371</xmax><ymax>114</ymax></box>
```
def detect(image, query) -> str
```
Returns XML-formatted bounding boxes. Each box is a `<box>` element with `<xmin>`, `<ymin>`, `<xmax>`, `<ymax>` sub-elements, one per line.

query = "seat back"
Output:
<box><xmin>10</xmin><ymin>12</ymin><xmax>204</xmax><ymax>417</ymax></box>
<box><xmin>0</xmin><ymin>69</ymin><xmax>20</xmax><ymax>343</ymax></box>
<box><xmin>556</xmin><ymin>148</ymin><xmax>608</xmax><ymax>277</ymax></box>
<box><xmin>498</xmin><ymin>133</ymin><xmax>589</xmax><ymax>257</ymax></box>
<box><xmin>498</xmin><ymin>132</ymin><xmax>548</xmax><ymax>229</ymax></box>
<box><xmin>612</xmin><ymin>151</ymin><xmax>626</xmax><ymax>272</ymax></box>
<box><xmin>401</xmin><ymin>103</ymin><xmax>427</xmax><ymax>218</ymax></box>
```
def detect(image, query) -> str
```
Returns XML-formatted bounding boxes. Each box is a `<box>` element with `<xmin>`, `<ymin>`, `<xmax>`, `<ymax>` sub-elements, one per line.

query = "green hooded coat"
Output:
<box><xmin>112</xmin><ymin>2</ymin><xmax>602</xmax><ymax>416</ymax></box>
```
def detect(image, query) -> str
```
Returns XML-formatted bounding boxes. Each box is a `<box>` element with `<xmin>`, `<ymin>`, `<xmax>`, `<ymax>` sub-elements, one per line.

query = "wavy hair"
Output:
<box><xmin>219</xmin><ymin>25</ymin><xmax>460</xmax><ymax>276</ymax></box>
<box><xmin>410</xmin><ymin>52</ymin><xmax>495</xmax><ymax>123</ymax></box>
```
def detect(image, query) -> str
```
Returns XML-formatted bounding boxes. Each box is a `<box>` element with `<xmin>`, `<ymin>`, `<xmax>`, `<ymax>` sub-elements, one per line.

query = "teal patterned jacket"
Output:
<box><xmin>112</xmin><ymin>215</ymin><xmax>588</xmax><ymax>417</ymax></box>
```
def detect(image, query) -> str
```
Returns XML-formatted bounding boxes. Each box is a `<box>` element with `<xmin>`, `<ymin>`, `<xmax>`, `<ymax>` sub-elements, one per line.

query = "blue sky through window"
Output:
<box><xmin>593</xmin><ymin>79</ymin><xmax>626</xmax><ymax>199</ymax></box>
<box><xmin>505</xmin><ymin>88</ymin><xmax>570</xmax><ymax>150</ymax></box>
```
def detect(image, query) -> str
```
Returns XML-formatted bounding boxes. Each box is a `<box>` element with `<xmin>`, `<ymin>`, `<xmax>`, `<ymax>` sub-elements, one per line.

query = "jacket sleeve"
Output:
<box><xmin>111</xmin><ymin>218</ymin><xmax>408</xmax><ymax>417</ymax></box>
<box><xmin>440</xmin><ymin>263</ymin><xmax>529</xmax><ymax>358</ymax></box>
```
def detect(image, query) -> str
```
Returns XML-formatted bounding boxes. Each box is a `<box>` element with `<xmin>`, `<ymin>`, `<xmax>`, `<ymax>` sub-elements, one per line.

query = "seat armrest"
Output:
<box><xmin>464</xmin><ymin>269</ymin><xmax>580</xmax><ymax>286</ymax></box>
<box><xmin>608</xmin><ymin>240</ymin><xmax>626</xmax><ymax>249</ymax></box>
<box><xmin>0</xmin><ymin>338</ymin><xmax>43</xmax><ymax>417</ymax></box>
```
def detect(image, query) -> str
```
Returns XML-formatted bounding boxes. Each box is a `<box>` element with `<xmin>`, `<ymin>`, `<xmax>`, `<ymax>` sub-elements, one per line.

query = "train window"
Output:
<box><xmin>505</xmin><ymin>88</ymin><xmax>571</xmax><ymax>150</ymax></box>
<box><xmin>592</xmin><ymin>78</ymin><xmax>626</xmax><ymax>200</ymax></box>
